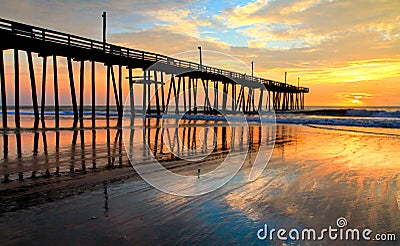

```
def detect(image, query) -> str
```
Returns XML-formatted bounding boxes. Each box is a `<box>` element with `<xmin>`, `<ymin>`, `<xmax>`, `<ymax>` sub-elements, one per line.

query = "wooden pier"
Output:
<box><xmin>0</xmin><ymin>18</ymin><xmax>309</xmax><ymax>128</ymax></box>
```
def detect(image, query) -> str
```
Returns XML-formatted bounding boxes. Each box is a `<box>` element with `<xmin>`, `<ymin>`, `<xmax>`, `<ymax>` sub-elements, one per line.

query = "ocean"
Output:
<box><xmin>1</xmin><ymin>105</ymin><xmax>399</xmax><ymax>130</ymax></box>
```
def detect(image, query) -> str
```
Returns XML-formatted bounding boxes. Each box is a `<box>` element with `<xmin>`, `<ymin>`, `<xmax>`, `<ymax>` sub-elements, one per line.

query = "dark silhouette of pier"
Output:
<box><xmin>0</xmin><ymin>18</ymin><xmax>309</xmax><ymax>129</ymax></box>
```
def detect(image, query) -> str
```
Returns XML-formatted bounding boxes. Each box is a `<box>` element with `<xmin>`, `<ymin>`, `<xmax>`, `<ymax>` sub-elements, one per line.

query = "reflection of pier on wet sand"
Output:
<box><xmin>0</xmin><ymin>118</ymin><xmax>291</xmax><ymax>212</ymax></box>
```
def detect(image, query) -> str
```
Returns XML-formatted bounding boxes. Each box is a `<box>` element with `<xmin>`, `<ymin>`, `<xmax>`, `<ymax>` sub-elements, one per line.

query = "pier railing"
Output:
<box><xmin>0</xmin><ymin>18</ymin><xmax>309</xmax><ymax>93</ymax></box>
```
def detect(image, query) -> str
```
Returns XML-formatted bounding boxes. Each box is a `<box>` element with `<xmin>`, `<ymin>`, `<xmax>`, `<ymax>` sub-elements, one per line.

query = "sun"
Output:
<box><xmin>351</xmin><ymin>99</ymin><xmax>363</xmax><ymax>105</ymax></box>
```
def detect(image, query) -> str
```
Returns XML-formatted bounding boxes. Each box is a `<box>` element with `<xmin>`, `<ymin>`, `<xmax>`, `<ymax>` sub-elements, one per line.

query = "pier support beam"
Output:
<box><xmin>142</xmin><ymin>70</ymin><xmax>146</xmax><ymax>115</ymax></box>
<box><xmin>128</xmin><ymin>68</ymin><xmax>134</xmax><ymax>120</ymax></box>
<box><xmin>154</xmin><ymin>70</ymin><xmax>160</xmax><ymax>115</ymax></box>
<box><xmin>147</xmin><ymin>70</ymin><xmax>151</xmax><ymax>114</ymax></box>
<box><xmin>67</xmin><ymin>57</ymin><xmax>78</xmax><ymax>122</ymax></box>
<box><xmin>175</xmin><ymin>76</ymin><xmax>181</xmax><ymax>114</ymax></box>
<box><xmin>53</xmin><ymin>55</ymin><xmax>59</xmax><ymax>128</ymax></box>
<box><xmin>232</xmin><ymin>83</ymin><xmax>236</xmax><ymax>112</ymax></box>
<box><xmin>110</xmin><ymin>66</ymin><xmax>121</xmax><ymax>124</ymax></box>
<box><xmin>40</xmin><ymin>56</ymin><xmax>47</xmax><ymax>122</ymax></box>
<box><xmin>0</xmin><ymin>50</ymin><xmax>6</xmax><ymax>128</ymax></box>
<box><xmin>193</xmin><ymin>78</ymin><xmax>198</xmax><ymax>114</ymax></box>
<box><xmin>258</xmin><ymin>90</ymin><xmax>264</xmax><ymax>112</ymax></box>
<box><xmin>79</xmin><ymin>60</ymin><xmax>84</xmax><ymax>120</ymax></box>
<box><xmin>160</xmin><ymin>71</ymin><xmax>165</xmax><ymax>112</ymax></box>
<box><xmin>165</xmin><ymin>75</ymin><xmax>173</xmax><ymax>113</ymax></box>
<box><xmin>118</xmin><ymin>65</ymin><xmax>123</xmax><ymax>122</ymax></box>
<box><xmin>188</xmin><ymin>77</ymin><xmax>192</xmax><ymax>113</ymax></box>
<box><xmin>106</xmin><ymin>65</ymin><xmax>110</xmax><ymax>125</ymax></box>
<box><xmin>182</xmin><ymin>77</ymin><xmax>186</xmax><ymax>113</ymax></box>
<box><xmin>27</xmin><ymin>51</ymin><xmax>40</xmax><ymax>128</ymax></box>
<box><xmin>14</xmin><ymin>49</ymin><xmax>20</xmax><ymax>128</ymax></box>
<box><xmin>222</xmin><ymin>83</ymin><xmax>228</xmax><ymax>112</ymax></box>
<box><xmin>202</xmin><ymin>79</ymin><xmax>211</xmax><ymax>113</ymax></box>
<box><xmin>91</xmin><ymin>60</ymin><xmax>95</xmax><ymax>126</ymax></box>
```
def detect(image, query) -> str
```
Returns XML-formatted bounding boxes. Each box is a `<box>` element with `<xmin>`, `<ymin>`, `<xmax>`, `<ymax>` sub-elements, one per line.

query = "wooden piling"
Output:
<box><xmin>242</xmin><ymin>88</ymin><xmax>246</xmax><ymax>113</ymax></box>
<box><xmin>215</xmin><ymin>81</ymin><xmax>219</xmax><ymax>110</ymax></box>
<box><xmin>202</xmin><ymin>79</ymin><xmax>211</xmax><ymax>113</ymax></box>
<box><xmin>40</xmin><ymin>56</ymin><xmax>47</xmax><ymax>122</ymax></box>
<box><xmin>291</xmin><ymin>93</ymin><xmax>294</xmax><ymax>110</ymax></box>
<box><xmin>142</xmin><ymin>70</ymin><xmax>146</xmax><ymax>115</ymax></box>
<box><xmin>182</xmin><ymin>77</ymin><xmax>187</xmax><ymax>113</ymax></box>
<box><xmin>27</xmin><ymin>51</ymin><xmax>40</xmax><ymax>128</ymax></box>
<box><xmin>147</xmin><ymin>70</ymin><xmax>151</xmax><ymax>113</ymax></box>
<box><xmin>53</xmin><ymin>55</ymin><xmax>60</xmax><ymax>128</ymax></box>
<box><xmin>206</xmin><ymin>80</ymin><xmax>210</xmax><ymax>112</ymax></box>
<box><xmin>91</xmin><ymin>60</ymin><xmax>95</xmax><ymax>126</ymax></box>
<box><xmin>106</xmin><ymin>65</ymin><xmax>110</xmax><ymax>124</ymax></box>
<box><xmin>118</xmin><ymin>65</ymin><xmax>123</xmax><ymax>117</ymax></box>
<box><xmin>235</xmin><ymin>87</ymin><xmax>242</xmax><ymax>111</ymax></box>
<box><xmin>188</xmin><ymin>77</ymin><xmax>192</xmax><ymax>113</ymax></box>
<box><xmin>67</xmin><ymin>57</ymin><xmax>78</xmax><ymax>121</ymax></box>
<box><xmin>14</xmin><ymin>49</ymin><xmax>20</xmax><ymax>128</ymax></box>
<box><xmin>258</xmin><ymin>90</ymin><xmax>264</xmax><ymax>112</ymax></box>
<box><xmin>128</xmin><ymin>68</ymin><xmax>134</xmax><ymax>119</ymax></box>
<box><xmin>213</xmin><ymin>80</ymin><xmax>217</xmax><ymax>110</ymax></box>
<box><xmin>79</xmin><ymin>60</ymin><xmax>84</xmax><ymax>120</ymax></box>
<box><xmin>0</xmin><ymin>50</ymin><xmax>6</xmax><ymax>128</ymax></box>
<box><xmin>193</xmin><ymin>78</ymin><xmax>198</xmax><ymax>114</ymax></box>
<box><xmin>110</xmin><ymin>66</ymin><xmax>120</xmax><ymax>120</ymax></box>
<box><xmin>232</xmin><ymin>83</ymin><xmax>236</xmax><ymax>112</ymax></box>
<box><xmin>165</xmin><ymin>76</ymin><xmax>173</xmax><ymax>113</ymax></box>
<box><xmin>236</xmin><ymin>89</ymin><xmax>241</xmax><ymax>111</ymax></box>
<box><xmin>175</xmin><ymin>76</ymin><xmax>181</xmax><ymax>114</ymax></box>
<box><xmin>154</xmin><ymin>70</ymin><xmax>160</xmax><ymax>115</ymax></box>
<box><xmin>222</xmin><ymin>83</ymin><xmax>227</xmax><ymax>111</ymax></box>
<box><xmin>160</xmin><ymin>71</ymin><xmax>165</xmax><ymax>112</ymax></box>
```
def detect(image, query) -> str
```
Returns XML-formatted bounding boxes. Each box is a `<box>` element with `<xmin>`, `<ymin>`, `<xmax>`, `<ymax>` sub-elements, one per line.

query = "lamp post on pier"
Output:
<box><xmin>251</xmin><ymin>61</ymin><xmax>254</xmax><ymax>81</ymax></box>
<box><xmin>102</xmin><ymin>11</ymin><xmax>106</xmax><ymax>50</ymax></box>
<box><xmin>284</xmin><ymin>72</ymin><xmax>287</xmax><ymax>84</ymax></box>
<box><xmin>198</xmin><ymin>46</ymin><xmax>202</xmax><ymax>71</ymax></box>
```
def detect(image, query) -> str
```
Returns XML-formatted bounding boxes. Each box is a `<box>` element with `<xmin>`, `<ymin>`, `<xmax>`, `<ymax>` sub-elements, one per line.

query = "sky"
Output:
<box><xmin>0</xmin><ymin>0</ymin><xmax>399</xmax><ymax>106</ymax></box>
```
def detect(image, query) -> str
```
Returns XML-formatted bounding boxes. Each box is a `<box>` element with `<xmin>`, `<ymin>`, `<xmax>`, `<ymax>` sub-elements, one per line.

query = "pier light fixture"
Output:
<box><xmin>102</xmin><ymin>11</ymin><xmax>107</xmax><ymax>49</ymax></box>
<box><xmin>251</xmin><ymin>61</ymin><xmax>254</xmax><ymax>81</ymax></box>
<box><xmin>284</xmin><ymin>72</ymin><xmax>287</xmax><ymax>84</ymax></box>
<box><xmin>198</xmin><ymin>46</ymin><xmax>202</xmax><ymax>71</ymax></box>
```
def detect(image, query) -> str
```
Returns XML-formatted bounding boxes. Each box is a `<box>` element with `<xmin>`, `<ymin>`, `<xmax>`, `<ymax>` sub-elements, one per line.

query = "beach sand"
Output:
<box><xmin>0</xmin><ymin>122</ymin><xmax>399</xmax><ymax>244</ymax></box>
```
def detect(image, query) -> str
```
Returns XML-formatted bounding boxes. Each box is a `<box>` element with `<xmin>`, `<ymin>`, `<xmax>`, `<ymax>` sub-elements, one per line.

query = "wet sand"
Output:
<box><xmin>0</xmin><ymin>122</ymin><xmax>399</xmax><ymax>245</ymax></box>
